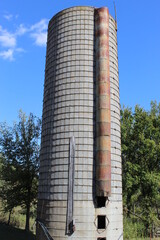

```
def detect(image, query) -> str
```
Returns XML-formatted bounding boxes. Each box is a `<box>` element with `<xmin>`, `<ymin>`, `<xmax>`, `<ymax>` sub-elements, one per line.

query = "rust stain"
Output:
<box><xmin>95</xmin><ymin>7</ymin><xmax>111</xmax><ymax>197</ymax></box>
<box><xmin>99</xmin><ymin>82</ymin><xmax>110</xmax><ymax>95</ymax></box>
<box><xmin>95</xmin><ymin>28</ymin><xmax>108</xmax><ymax>36</ymax></box>
<box><xmin>98</xmin><ymin>59</ymin><xmax>108</xmax><ymax>71</ymax></box>
<box><xmin>97</xmin><ymin>136</ymin><xmax>111</xmax><ymax>151</ymax></box>
<box><xmin>96</xmin><ymin>48</ymin><xmax>109</xmax><ymax>58</ymax></box>
<box><xmin>98</xmin><ymin>122</ymin><xmax>110</xmax><ymax>136</ymax></box>
<box><xmin>98</xmin><ymin>180</ymin><xmax>111</xmax><ymax>194</ymax></box>
<box><xmin>97</xmin><ymin>35</ymin><xmax>108</xmax><ymax>46</ymax></box>
<box><xmin>96</xmin><ymin>166</ymin><xmax>111</xmax><ymax>179</ymax></box>
<box><xmin>95</xmin><ymin>7</ymin><xmax>109</xmax><ymax>15</ymax></box>
<box><xmin>96</xmin><ymin>124</ymin><xmax>111</xmax><ymax>140</ymax></box>
<box><xmin>96</xmin><ymin>151</ymin><xmax>111</xmax><ymax>165</ymax></box>
<box><xmin>96</xmin><ymin>71</ymin><xmax>108</xmax><ymax>82</ymax></box>
<box><xmin>97</xmin><ymin>109</ymin><xmax>110</xmax><ymax>122</ymax></box>
<box><xmin>98</xmin><ymin>95</ymin><xmax>110</xmax><ymax>109</ymax></box>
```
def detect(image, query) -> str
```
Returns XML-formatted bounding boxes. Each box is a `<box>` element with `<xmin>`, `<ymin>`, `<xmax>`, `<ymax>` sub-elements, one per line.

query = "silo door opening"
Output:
<box><xmin>97</xmin><ymin>238</ymin><xmax>106</xmax><ymax>240</ymax></box>
<box><xmin>98</xmin><ymin>215</ymin><xmax>106</xmax><ymax>229</ymax></box>
<box><xmin>97</xmin><ymin>197</ymin><xmax>106</xmax><ymax>207</ymax></box>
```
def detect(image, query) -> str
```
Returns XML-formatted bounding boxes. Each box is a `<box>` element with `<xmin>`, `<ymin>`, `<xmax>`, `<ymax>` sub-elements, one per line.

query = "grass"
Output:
<box><xmin>0</xmin><ymin>222</ymin><xmax>36</xmax><ymax>240</ymax></box>
<box><xmin>123</xmin><ymin>236</ymin><xmax>160</xmax><ymax>239</ymax></box>
<box><xmin>1</xmin><ymin>222</ymin><xmax>160</xmax><ymax>240</ymax></box>
<box><xmin>0</xmin><ymin>201</ymin><xmax>160</xmax><ymax>240</ymax></box>
<box><xmin>123</xmin><ymin>217</ymin><xmax>160</xmax><ymax>239</ymax></box>
<box><xmin>0</xmin><ymin>201</ymin><xmax>36</xmax><ymax>239</ymax></box>
<box><xmin>0</xmin><ymin>200</ymin><xmax>36</xmax><ymax>232</ymax></box>
<box><xmin>1</xmin><ymin>217</ymin><xmax>160</xmax><ymax>240</ymax></box>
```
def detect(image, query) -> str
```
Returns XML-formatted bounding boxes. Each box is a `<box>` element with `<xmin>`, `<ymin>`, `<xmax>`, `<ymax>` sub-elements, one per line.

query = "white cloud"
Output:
<box><xmin>30</xmin><ymin>19</ymin><xmax>48</xmax><ymax>47</ymax></box>
<box><xmin>0</xmin><ymin>18</ymin><xmax>49</xmax><ymax>61</ymax></box>
<box><xmin>3</xmin><ymin>13</ymin><xmax>19</xmax><ymax>21</ymax></box>
<box><xmin>3</xmin><ymin>14</ymin><xmax>13</xmax><ymax>21</ymax></box>
<box><xmin>16</xmin><ymin>24</ymin><xmax>28</xmax><ymax>36</ymax></box>
<box><xmin>0</xmin><ymin>25</ymin><xmax>25</xmax><ymax>61</ymax></box>
<box><xmin>0</xmin><ymin>48</ymin><xmax>25</xmax><ymax>61</ymax></box>
<box><xmin>16</xmin><ymin>47</ymin><xmax>25</xmax><ymax>53</ymax></box>
<box><xmin>30</xmin><ymin>19</ymin><xmax>48</xmax><ymax>32</ymax></box>
<box><xmin>30</xmin><ymin>32</ymin><xmax>47</xmax><ymax>47</ymax></box>
<box><xmin>0</xmin><ymin>26</ymin><xmax>16</xmax><ymax>48</ymax></box>
<box><xmin>0</xmin><ymin>49</ymin><xmax>14</xmax><ymax>61</ymax></box>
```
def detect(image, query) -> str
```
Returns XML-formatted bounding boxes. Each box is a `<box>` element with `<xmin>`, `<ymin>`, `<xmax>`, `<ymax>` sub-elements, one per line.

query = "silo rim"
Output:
<box><xmin>49</xmin><ymin>6</ymin><xmax>116</xmax><ymax>27</ymax></box>
<box><xmin>49</xmin><ymin>6</ymin><xmax>95</xmax><ymax>24</ymax></box>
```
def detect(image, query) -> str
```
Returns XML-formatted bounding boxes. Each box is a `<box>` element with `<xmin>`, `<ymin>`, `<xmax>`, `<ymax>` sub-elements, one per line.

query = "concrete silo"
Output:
<box><xmin>37</xmin><ymin>6</ymin><xmax>123</xmax><ymax>240</ymax></box>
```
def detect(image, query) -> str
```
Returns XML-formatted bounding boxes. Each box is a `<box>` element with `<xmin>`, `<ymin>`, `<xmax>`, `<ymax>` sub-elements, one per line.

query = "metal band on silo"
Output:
<box><xmin>95</xmin><ymin>7</ymin><xmax>111</xmax><ymax>197</ymax></box>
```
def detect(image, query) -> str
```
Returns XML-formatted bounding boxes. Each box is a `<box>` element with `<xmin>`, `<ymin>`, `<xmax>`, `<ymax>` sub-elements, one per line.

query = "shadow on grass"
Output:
<box><xmin>0</xmin><ymin>222</ymin><xmax>36</xmax><ymax>240</ymax></box>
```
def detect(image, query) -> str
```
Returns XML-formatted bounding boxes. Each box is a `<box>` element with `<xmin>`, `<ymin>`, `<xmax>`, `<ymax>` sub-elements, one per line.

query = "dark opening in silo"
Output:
<box><xmin>98</xmin><ymin>215</ymin><xmax>106</xmax><ymax>229</ymax></box>
<box><xmin>97</xmin><ymin>197</ymin><xmax>107</xmax><ymax>207</ymax></box>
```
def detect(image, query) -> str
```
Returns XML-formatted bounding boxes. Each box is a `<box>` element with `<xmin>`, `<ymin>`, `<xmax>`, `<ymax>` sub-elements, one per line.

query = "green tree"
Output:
<box><xmin>0</xmin><ymin>111</ymin><xmax>41</xmax><ymax>231</ymax></box>
<box><xmin>121</xmin><ymin>102</ymin><xmax>160</xmax><ymax>233</ymax></box>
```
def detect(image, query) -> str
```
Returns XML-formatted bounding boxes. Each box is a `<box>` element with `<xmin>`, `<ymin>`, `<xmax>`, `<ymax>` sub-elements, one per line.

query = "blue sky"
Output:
<box><xmin>0</xmin><ymin>0</ymin><xmax>160</xmax><ymax>124</ymax></box>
